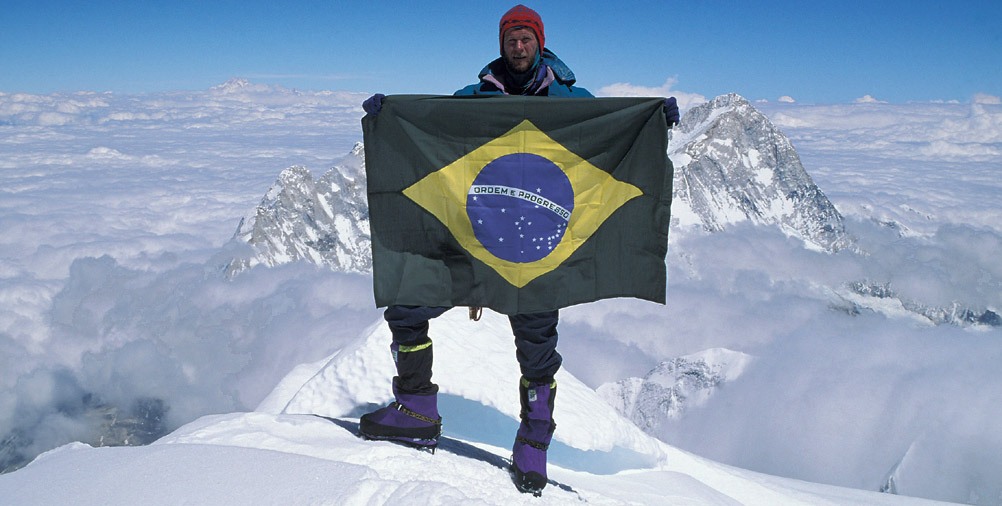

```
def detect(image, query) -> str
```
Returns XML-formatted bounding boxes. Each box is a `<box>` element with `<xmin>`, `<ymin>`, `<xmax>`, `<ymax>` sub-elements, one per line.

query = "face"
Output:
<box><xmin>502</xmin><ymin>27</ymin><xmax>539</xmax><ymax>73</ymax></box>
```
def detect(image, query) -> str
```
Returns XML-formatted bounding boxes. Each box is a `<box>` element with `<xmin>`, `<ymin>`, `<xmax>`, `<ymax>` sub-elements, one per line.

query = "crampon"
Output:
<box><xmin>357</xmin><ymin>428</ymin><xmax>441</xmax><ymax>453</ymax></box>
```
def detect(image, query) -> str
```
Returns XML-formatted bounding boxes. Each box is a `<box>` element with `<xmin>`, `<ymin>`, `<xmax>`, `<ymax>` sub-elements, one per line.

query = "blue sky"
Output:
<box><xmin>2</xmin><ymin>0</ymin><xmax>1000</xmax><ymax>103</ymax></box>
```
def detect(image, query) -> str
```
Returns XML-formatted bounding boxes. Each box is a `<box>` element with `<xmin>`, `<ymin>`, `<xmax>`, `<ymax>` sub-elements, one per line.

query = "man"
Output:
<box><xmin>359</xmin><ymin>4</ymin><xmax>679</xmax><ymax>496</ymax></box>
<box><xmin>453</xmin><ymin>5</ymin><xmax>592</xmax><ymax>98</ymax></box>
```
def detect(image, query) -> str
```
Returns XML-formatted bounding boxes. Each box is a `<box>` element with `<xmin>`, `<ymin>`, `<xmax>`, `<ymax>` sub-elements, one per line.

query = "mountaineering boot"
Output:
<box><xmin>511</xmin><ymin>377</ymin><xmax>556</xmax><ymax>496</ymax></box>
<box><xmin>359</xmin><ymin>339</ymin><xmax>442</xmax><ymax>449</ymax></box>
<box><xmin>358</xmin><ymin>385</ymin><xmax>441</xmax><ymax>448</ymax></box>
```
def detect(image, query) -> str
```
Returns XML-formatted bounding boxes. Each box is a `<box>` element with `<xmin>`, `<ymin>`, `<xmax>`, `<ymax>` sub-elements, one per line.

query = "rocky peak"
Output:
<box><xmin>226</xmin><ymin>153</ymin><xmax>370</xmax><ymax>276</ymax></box>
<box><xmin>669</xmin><ymin>93</ymin><xmax>853</xmax><ymax>252</ymax></box>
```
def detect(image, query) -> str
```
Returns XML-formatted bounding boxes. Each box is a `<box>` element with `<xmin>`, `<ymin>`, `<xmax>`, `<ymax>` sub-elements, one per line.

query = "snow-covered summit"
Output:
<box><xmin>274</xmin><ymin>307</ymin><xmax>663</xmax><ymax>459</ymax></box>
<box><xmin>210</xmin><ymin>77</ymin><xmax>285</xmax><ymax>95</ymax></box>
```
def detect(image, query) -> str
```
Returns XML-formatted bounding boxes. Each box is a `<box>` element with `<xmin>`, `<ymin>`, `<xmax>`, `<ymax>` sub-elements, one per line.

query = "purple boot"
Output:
<box><xmin>512</xmin><ymin>378</ymin><xmax>556</xmax><ymax>496</ymax></box>
<box><xmin>359</xmin><ymin>339</ymin><xmax>442</xmax><ymax>449</ymax></box>
<box><xmin>358</xmin><ymin>385</ymin><xmax>442</xmax><ymax>448</ymax></box>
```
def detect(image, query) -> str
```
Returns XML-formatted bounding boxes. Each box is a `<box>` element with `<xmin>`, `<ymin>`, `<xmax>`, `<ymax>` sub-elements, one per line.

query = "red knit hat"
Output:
<box><xmin>499</xmin><ymin>4</ymin><xmax>545</xmax><ymax>53</ymax></box>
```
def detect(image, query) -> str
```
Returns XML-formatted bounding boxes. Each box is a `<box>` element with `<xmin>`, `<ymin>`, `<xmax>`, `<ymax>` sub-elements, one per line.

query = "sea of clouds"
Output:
<box><xmin>1</xmin><ymin>80</ymin><xmax>1000</xmax><ymax>503</ymax></box>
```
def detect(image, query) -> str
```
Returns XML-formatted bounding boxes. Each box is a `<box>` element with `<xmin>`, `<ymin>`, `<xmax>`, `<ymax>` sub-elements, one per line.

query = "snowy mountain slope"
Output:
<box><xmin>0</xmin><ymin>308</ymin><xmax>950</xmax><ymax>505</ymax></box>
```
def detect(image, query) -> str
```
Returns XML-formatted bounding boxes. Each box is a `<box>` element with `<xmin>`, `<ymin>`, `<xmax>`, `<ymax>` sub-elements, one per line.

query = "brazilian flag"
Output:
<box><xmin>363</xmin><ymin>95</ymin><xmax>672</xmax><ymax>315</ymax></box>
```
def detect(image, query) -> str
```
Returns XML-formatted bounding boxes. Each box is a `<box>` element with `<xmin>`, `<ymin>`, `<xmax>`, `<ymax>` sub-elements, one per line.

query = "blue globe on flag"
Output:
<box><xmin>466</xmin><ymin>153</ymin><xmax>574</xmax><ymax>263</ymax></box>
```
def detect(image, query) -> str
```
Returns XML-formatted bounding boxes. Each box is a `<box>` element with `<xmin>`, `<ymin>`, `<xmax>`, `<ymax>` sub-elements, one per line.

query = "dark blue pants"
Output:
<box><xmin>384</xmin><ymin>305</ymin><xmax>562</xmax><ymax>383</ymax></box>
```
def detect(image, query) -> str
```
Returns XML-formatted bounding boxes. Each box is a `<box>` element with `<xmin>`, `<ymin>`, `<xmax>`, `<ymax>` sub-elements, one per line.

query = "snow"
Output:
<box><xmin>0</xmin><ymin>413</ymin><xmax>918</xmax><ymax>505</ymax></box>
<box><xmin>1</xmin><ymin>82</ymin><xmax>1001</xmax><ymax>504</ymax></box>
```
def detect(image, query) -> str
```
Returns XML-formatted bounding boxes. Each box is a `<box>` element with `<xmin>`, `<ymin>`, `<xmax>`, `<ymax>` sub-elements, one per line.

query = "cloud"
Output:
<box><xmin>2</xmin><ymin>256</ymin><xmax>383</xmax><ymax>470</ymax></box>
<box><xmin>854</xmin><ymin>94</ymin><xmax>886</xmax><ymax>104</ymax></box>
<box><xmin>668</xmin><ymin>315</ymin><xmax>1002</xmax><ymax>499</ymax></box>
<box><xmin>596</xmin><ymin>77</ymin><xmax>706</xmax><ymax>109</ymax></box>
<box><xmin>777</xmin><ymin>96</ymin><xmax>796</xmax><ymax>103</ymax></box>
<box><xmin>568</xmin><ymin>222</ymin><xmax>1002</xmax><ymax>500</ymax></box>
<box><xmin>0</xmin><ymin>81</ymin><xmax>367</xmax><ymax>128</ymax></box>
<box><xmin>973</xmin><ymin>93</ymin><xmax>1001</xmax><ymax>105</ymax></box>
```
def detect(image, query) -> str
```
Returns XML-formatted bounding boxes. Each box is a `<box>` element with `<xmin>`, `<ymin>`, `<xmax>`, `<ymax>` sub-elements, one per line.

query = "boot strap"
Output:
<box><xmin>515</xmin><ymin>436</ymin><xmax>550</xmax><ymax>451</ymax></box>
<box><xmin>391</xmin><ymin>402</ymin><xmax>442</xmax><ymax>426</ymax></box>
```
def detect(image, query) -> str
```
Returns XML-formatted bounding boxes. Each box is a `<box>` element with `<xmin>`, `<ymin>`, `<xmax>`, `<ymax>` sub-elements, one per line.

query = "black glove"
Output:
<box><xmin>363</xmin><ymin>93</ymin><xmax>385</xmax><ymax>115</ymax></box>
<box><xmin>663</xmin><ymin>97</ymin><xmax>680</xmax><ymax>128</ymax></box>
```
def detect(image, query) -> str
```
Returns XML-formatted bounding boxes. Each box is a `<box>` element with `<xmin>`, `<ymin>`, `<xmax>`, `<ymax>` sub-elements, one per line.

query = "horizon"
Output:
<box><xmin>2</xmin><ymin>0</ymin><xmax>1000</xmax><ymax>104</ymax></box>
<box><xmin>5</xmin><ymin>76</ymin><xmax>1000</xmax><ymax>109</ymax></box>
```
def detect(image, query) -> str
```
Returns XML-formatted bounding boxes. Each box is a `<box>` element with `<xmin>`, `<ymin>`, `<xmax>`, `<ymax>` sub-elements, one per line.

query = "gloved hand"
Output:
<box><xmin>663</xmin><ymin>97</ymin><xmax>680</xmax><ymax>128</ymax></box>
<box><xmin>363</xmin><ymin>93</ymin><xmax>385</xmax><ymax>115</ymax></box>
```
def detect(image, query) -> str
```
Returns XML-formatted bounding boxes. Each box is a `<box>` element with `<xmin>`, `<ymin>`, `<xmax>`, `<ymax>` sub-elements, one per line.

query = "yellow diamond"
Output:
<box><xmin>404</xmin><ymin>119</ymin><xmax>642</xmax><ymax>288</ymax></box>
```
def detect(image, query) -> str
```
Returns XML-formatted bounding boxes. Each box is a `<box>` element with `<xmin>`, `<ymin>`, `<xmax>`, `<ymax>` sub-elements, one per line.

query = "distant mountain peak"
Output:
<box><xmin>210</xmin><ymin>78</ymin><xmax>286</xmax><ymax>95</ymax></box>
<box><xmin>597</xmin><ymin>348</ymin><xmax>753</xmax><ymax>433</ymax></box>
<box><xmin>669</xmin><ymin>93</ymin><xmax>853</xmax><ymax>252</ymax></box>
<box><xmin>226</xmin><ymin>155</ymin><xmax>370</xmax><ymax>276</ymax></box>
<box><xmin>211</xmin><ymin>78</ymin><xmax>253</xmax><ymax>92</ymax></box>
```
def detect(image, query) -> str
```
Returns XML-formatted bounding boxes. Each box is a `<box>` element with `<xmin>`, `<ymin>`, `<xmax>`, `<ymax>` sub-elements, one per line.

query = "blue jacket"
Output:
<box><xmin>454</xmin><ymin>49</ymin><xmax>593</xmax><ymax>98</ymax></box>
